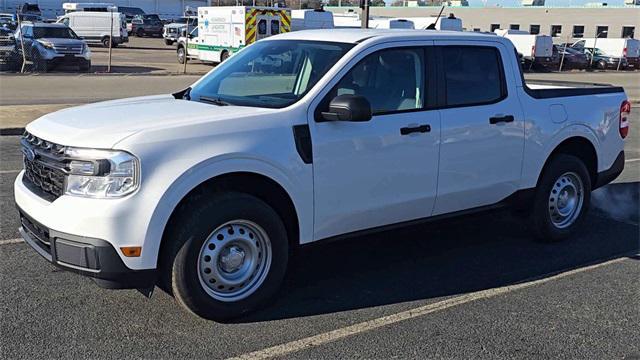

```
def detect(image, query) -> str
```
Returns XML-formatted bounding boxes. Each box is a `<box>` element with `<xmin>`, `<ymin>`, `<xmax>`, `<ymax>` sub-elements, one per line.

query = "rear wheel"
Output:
<box><xmin>220</xmin><ymin>50</ymin><xmax>229</xmax><ymax>63</ymax></box>
<box><xmin>177</xmin><ymin>46</ymin><xmax>186</xmax><ymax>64</ymax></box>
<box><xmin>101</xmin><ymin>37</ymin><xmax>111</xmax><ymax>48</ymax></box>
<box><xmin>164</xmin><ymin>192</ymin><xmax>289</xmax><ymax>321</ymax></box>
<box><xmin>528</xmin><ymin>154</ymin><xmax>591</xmax><ymax>242</ymax></box>
<box><xmin>136</xmin><ymin>28</ymin><xmax>145</xmax><ymax>37</ymax></box>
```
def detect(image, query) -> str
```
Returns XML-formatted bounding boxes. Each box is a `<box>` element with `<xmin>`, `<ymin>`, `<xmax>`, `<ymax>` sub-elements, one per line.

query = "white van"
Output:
<box><xmin>62</xmin><ymin>2</ymin><xmax>117</xmax><ymax>14</ymax></box>
<box><xmin>58</xmin><ymin>11</ymin><xmax>128</xmax><ymax>47</ymax></box>
<box><xmin>291</xmin><ymin>9</ymin><xmax>334</xmax><ymax>31</ymax></box>
<box><xmin>495</xmin><ymin>29</ymin><xmax>553</xmax><ymax>59</ymax></box>
<box><xmin>370</xmin><ymin>15</ymin><xmax>463</xmax><ymax>31</ymax></box>
<box><xmin>573</xmin><ymin>38</ymin><xmax>640</xmax><ymax>68</ymax></box>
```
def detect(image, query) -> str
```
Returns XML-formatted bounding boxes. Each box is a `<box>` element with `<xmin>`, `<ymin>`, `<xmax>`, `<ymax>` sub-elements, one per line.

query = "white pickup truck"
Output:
<box><xmin>15</xmin><ymin>29</ymin><xmax>630</xmax><ymax>321</ymax></box>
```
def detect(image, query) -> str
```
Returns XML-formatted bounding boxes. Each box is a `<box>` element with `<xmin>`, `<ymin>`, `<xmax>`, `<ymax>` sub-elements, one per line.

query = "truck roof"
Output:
<box><xmin>272</xmin><ymin>28</ymin><xmax>505</xmax><ymax>45</ymax></box>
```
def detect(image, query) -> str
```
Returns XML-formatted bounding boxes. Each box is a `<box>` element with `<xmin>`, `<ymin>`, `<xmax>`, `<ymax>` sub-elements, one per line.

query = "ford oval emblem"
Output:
<box><xmin>23</xmin><ymin>147</ymin><xmax>36</xmax><ymax>161</ymax></box>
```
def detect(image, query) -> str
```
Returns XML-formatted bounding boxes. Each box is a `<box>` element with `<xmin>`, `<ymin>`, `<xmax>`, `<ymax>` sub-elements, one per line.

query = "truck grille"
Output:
<box><xmin>21</xmin><ymin>131</ymin><xmax>68</xmax><ymax>202</ymax></box>
<box><xmin>53</xmin><ymin>44</ymin><xmax>83</xmax><ymax>55</ymax></box>
<box><xmin>0</xmin><ymin>36</ymin><xmax>14</xmax><ymax>47</ymax></box>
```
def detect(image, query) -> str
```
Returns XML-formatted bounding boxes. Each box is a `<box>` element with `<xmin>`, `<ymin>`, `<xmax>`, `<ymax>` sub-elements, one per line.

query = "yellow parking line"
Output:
<box><xmin>0</xmin><ymin>238</ymin><xmax>23</xmax><ymax>245</ymax></box>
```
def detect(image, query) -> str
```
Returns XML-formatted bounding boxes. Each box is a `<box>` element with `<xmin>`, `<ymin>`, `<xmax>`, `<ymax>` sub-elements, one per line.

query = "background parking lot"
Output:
<box><xmin>0</xmin><ymin>67</ymin><xmax>638</xmax><ymax>359</ymax></box>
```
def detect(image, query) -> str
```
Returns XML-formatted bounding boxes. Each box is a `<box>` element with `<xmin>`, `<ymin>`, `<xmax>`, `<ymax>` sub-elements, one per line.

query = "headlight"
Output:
<box><xmin>63</xmin><ymin>148</ymin><xmax>139</xmax><ymax>198</ymax></box>
<box><xmin>38</xmin><ymin>40</ymin><xmax>54</xmax><ymax>49</ymax></box>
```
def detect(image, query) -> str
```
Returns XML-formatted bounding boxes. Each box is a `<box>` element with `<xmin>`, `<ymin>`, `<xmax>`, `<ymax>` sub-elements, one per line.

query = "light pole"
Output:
<box><xmin>589</xmin><ymin>30</ymin><xmax>607</xmax><ymax>68</ymax></box>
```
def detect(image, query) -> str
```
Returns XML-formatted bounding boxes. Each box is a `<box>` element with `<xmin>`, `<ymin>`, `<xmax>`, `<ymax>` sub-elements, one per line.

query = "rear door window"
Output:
<box><xmin>441</xmin><ymin>46</ymin><xmax>506</xmax><ymax>107</ymax></box>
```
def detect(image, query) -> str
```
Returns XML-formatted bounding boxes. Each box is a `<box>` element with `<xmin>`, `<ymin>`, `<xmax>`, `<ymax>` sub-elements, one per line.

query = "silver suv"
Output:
<box><xmin>16</xmin><ymin>22</ymin><xmax>91</xmax><ymax>72</ymax></box>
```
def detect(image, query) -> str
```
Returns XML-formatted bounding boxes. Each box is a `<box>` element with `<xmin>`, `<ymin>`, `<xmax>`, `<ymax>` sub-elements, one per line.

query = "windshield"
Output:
<box><xmin>33</xmin><ymin>26</ymin><xmax>78</xmax><ymax>39</ymax></box>
<box><xmin>190</xmin><ymin>40</ymin><xmax>353</xmax><ymax>109</ymax></box>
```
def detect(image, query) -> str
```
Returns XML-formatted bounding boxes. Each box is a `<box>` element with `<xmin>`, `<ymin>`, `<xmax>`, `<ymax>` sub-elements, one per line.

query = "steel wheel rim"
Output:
<box><xmin>197</xmin><ymin>220</ymin><xmax>272</xmax><ymax>302</ymax></box>
<box><xmin>178</xmin><ymin>49</ymin><xmax>185</xmax><ymax>63</ymax></box>
<box><xmin>548</xmin><ymin>172</ymin><xmax>584</xmax><ymax>229</ymax></box>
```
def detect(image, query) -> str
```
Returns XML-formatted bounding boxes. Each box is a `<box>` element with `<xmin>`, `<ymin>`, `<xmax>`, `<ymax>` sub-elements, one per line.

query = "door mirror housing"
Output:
<box><xmin>321</xmin><ymin>95</ymin><xmax>372</xmax><ymax>122</ymax></box>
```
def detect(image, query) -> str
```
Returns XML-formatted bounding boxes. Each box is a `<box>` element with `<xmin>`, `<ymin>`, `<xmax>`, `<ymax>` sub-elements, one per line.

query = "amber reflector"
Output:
<box><xmin>120</xmin><ymin>247</ymin><xmax>142</xmax><ymax>257</ymax></box>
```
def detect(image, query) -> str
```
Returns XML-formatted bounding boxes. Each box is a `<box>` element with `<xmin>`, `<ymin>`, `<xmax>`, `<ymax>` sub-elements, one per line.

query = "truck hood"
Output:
<box><xmin>26</xmin><ymin>95</ymin><xmax>272</xmax><ymax>148</ymax></box>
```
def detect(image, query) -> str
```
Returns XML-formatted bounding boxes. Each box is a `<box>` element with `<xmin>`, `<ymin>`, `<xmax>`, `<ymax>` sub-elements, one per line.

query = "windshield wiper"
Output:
<box><xmin>199</xmin><ymin>96</ymin><xmax>231</xmax><ymax>106</ymax></box>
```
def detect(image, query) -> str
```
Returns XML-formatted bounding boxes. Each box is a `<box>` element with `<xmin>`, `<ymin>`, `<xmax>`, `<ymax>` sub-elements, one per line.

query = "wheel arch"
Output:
<box><xmin>148</xmin><ymin>158</ymin><xmax>305</xmax><ymax>277</ymax></box>
<box><xmin>538</xmin><ymin>136</ymin><xmax>598</xmax><ymax>189</ymax></box>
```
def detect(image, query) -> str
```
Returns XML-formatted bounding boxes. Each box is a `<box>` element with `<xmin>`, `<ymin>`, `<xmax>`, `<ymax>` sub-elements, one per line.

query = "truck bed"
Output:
<box><xmin>524</xmin><ymin>79</ymin><xmax>624</xmax><ymax>99</ymax></box>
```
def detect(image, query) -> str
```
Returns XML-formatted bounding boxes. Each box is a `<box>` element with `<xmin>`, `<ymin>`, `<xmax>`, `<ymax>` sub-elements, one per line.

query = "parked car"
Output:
<box><xmin>0</xmin><ymin>15</ymin><xmax>17</xmax><ymax>31</ymax></box>
<box><xmin>131</xmin><ymin>14</ymin><xmax>163</xmax><ymax>37</ymax></box>
<box><xmin>15</xmin><ymin>30</ymin><xmax>629</xmax><ymax>321</ymax></box>
<box><xmin>573</xmin><ymin>38</ymin><xmax>640</xmax><ymax>70</ymax></box>
<box><xmin>555</xmin><ymin>45</ymin><xmax>589</xmax><ymax>70</ymax></box>
<box><xmin>118</xmin><ymin>6</ymin><xmax>145</xmax><ymax>34</ymax></box>
<box><xmin>0</xmin><ymin>27</ymin><xmax>21</xmax><ymax>70</ymax></box>
<box><xmin>583</xmin><ymin>47</ymin><xmax>628</xmax><ymax>70</ymax></box>
<box><xmin>162</xmin><ymin>16</ymin><xmax>196</xmax><ymax>45</ymax></box>
<box><xmin>57</xmin><ymin>11</ymin><xmax>128</xmax><ymax>48</ymax></box>
<box><xmin>15</xmin><ymin>22</ymin><xmax>90</xmax><ymax>72</ymax></box>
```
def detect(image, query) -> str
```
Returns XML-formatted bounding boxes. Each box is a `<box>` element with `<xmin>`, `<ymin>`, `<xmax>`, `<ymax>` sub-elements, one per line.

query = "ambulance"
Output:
<box><xmin>177</xmin><ymin>6</ymin><xmax>291</xmax><ymax>64</ymax></box>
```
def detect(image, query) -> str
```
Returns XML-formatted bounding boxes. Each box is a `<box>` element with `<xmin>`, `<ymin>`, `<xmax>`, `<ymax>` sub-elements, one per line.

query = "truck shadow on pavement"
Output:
<box><xmin>240</xmin><ymin>182</ymin><xmax>639</xmax><ymax>323</ymax></box>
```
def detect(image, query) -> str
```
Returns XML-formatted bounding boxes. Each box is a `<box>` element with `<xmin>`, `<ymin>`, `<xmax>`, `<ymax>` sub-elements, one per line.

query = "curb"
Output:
<box><xmin>0</xmin><ymin>128</ymin><xmax>25</xmax><ymax>136</ymax></box>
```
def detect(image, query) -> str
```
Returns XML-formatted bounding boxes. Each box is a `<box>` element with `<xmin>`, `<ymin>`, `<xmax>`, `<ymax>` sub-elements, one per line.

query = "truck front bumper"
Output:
<box><xmin>14</xmin><ymin>171</ymin><xmax>158</xmax><ymax>288</ymax></box>
<box><xmin>18</xmin><ymin>207</ymin><xmax>156</xmax><ymax>289</ymax></box>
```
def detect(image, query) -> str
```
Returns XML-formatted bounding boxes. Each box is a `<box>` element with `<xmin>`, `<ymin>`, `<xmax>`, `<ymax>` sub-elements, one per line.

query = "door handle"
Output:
<box><xmin>400</xmin><ymin>124</ymin><xmax>431</xmax><ymax>135</ymax></box>
<box><xmin>489</xmin><ymin>115</ymin><xmax>515</xmax><ymax>124</ymax></box>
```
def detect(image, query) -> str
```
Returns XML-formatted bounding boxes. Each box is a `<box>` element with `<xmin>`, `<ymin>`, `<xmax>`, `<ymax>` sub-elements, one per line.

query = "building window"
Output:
<box><xmin>572</xmin><ymin>25</ymin><xmax>584</xmax><ymax>38</ymax></box>
<box><xmin>622</xmin><ymin>26</ymin><xmax>635</xmax><ymax>38</ymax></box>
<box><xmin>490</xmin><ymin>23</ymin><xmax>500</xmax><ymax>32</ymax></box>
<box><xmin>510</xmin><ymin>24</ymin><xmax>520</xmax><ymax>30</ymax></box>
<box><xmin>551</xmin><ymin>25</ymin><xmax>562</xmax><ymax>37</ymax></box>
<box><xmin>529</xmin><ymin>24</ymin><xmax>540</xmax><ymax>34</ymax></box>
<box><xmin>596</xmin><ymin>26</ymin><xmax>608</xmax><ymax>38</ymax></box>
<box><xmin>473</xmin><ymin>28</ymin><xmax>481</xmax><ymax>32</ymax></box>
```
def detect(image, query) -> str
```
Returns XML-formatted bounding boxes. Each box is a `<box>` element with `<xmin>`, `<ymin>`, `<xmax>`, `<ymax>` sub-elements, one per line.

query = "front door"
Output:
<box><xmin>310</xmin><ymin>44</ymin><xmax>441</xmax><ymax>240</ymax></box>
<box><xmin>432</xmin><ymin>41</ymin><xmax>525</xmax><ymax>215</ymax></box>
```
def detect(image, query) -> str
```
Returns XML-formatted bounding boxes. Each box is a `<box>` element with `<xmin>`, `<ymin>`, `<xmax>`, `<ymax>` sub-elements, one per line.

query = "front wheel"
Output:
<box><xmin>164</xmin><ymin>39</ymin><xmax>174</xmax><ymax>46</ymax></box>
<box><xmin>164</xmin><ymin>192</ymin><xmax>289</xmax><ymax>321</ymax></box>
<box><xmin>528</xmin><ymin>154</ymin><xmax>591</xmax><ymax>242</ymax></box>
<box><xmin>597</xmin><ymin>60</ymin><xmax>607</xmax><ymax>70</ymax></box>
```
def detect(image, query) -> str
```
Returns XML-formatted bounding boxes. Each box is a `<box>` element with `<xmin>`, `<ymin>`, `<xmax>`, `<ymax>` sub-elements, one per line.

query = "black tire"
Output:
<box><xmin>164</xmin><ymin>39</ymin><xmax>174</xmax><ymax>46</ymax></box>
<box><xmin>163</xmin><ymin>192</ymin><xmax>289</xmax><ymax>321</ymax></box>
<box><xmin>528</xmin><ymin>154</ymin><xmax>591</xmax><ymax>242</ymax></box>
<box><xmin>597</xmin><ymin>60</ymin><xmax>607</xmax><ymax>70</ymax></box>
<box><xmin>177</xmin><ymin>46</ymin><xmax>186</xmax><ymax>64</ymax></box>
<box><xmin>136</xmin><ymin>28</ymin><xmax>145</xmax><ymax>37</ymax></box>
<box><xmin>32</xmin><ymin>50</ymin><xmax>48</xmax><ymax>73</ymax></box>
<box><xmin>220</xmin><ymin>50</ymin><xmax>229</xmax><ymax>63</ymax></box>
<box><xmin>79</xmin><ymin>60</ymin><xmax>91</xmax><ymax>72</ymax></box>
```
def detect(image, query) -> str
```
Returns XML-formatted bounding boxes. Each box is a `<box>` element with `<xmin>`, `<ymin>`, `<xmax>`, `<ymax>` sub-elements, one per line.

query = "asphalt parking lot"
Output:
<box><xmin>1</xmin><ymin>67</ymin><xmax>639</xmax><ymax>358</ymax></box>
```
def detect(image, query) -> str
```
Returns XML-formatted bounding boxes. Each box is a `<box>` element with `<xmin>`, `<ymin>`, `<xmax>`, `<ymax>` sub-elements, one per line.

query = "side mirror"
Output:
<box><xmin>321</xmin><ymin>95</ymin><xmax>372</xmax><ymax>122</ymax></box>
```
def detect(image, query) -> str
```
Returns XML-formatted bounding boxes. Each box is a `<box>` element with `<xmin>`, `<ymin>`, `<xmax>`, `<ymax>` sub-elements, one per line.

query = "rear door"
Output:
<box><xmin>432</xmin><ymin>41</ymin><xmax>525</xmax><ymax>215</ymax></box>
